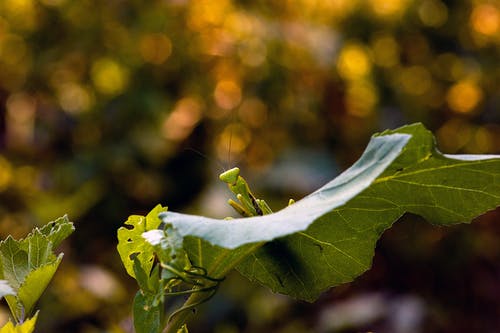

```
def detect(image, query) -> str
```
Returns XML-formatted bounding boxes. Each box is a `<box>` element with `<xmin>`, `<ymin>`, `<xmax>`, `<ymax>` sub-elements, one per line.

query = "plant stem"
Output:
<box><xmin>163</xmin><ymin>241</ymin><xmax>265</xmax><ymax>333</ymax></box>
<box><xmin>162</xmin><ymin>291</ymin><xmax>205</xmax><ymax>333</ymax></box>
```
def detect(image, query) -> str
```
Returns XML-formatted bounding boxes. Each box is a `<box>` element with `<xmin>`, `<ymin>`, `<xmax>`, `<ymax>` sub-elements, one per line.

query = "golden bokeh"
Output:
<box><xmin>91</xmin><ymin>58</ymin><xmax>130</xmax><ymax>96</ymax></box>
<box><xmin>337</xmin><ymin>43</ymin><xmax>372</xmax><ymax>80</ymax></box>
<box><xmin>438</xmin><ymin>119</ymin><xmax>496</xmax><ymax>154</ymax></box>
<box><xmin>369</xmin><ymin>0</ymin><xmax>409</xmax><ymax>19</ymax></box>
<box><xmin>437</xmin><ymin>119</ymin><xmax>473</xmax><ymax>152</ymax></box>
<box><xmin>238</xmin><ymin>38</ymin><xmax>267</xmax><ymax>67</ymax></box>
<box><xmin>446</xmin><ymin>80</ymin><xmax>483</xmax><ymax>113</ymax></box>
<box><xmin>432</xmin><ymin>53</ymin><xmax>465</xmax><ymax>81</ymax></box>
<box><xmin>418</xmin><ymin>0</ymin><xmax>448</xmax><ymax>27</ymax></box>
<box><xmin>470</xmin><ymin>3</ymin><xmax>500</xmax><ymax>37</ymax></box>
<box><xmin>162</xmin><ymin>97</ymin><xmax>204</xmax><ymax>141</ymax></box>
<box><xmin>39</xmin><ymin>0</ymin><xmax>66</xmax><ymax>6</ymax></box>
<box><xmin>187</xmin><ymin>0</ymin><xmax>233</xmax><ymax>31</ymax></box>
<box><xmin>0</xmin><ymin>156</ymin><xmax>13</xmax><ymax>192</ymax></box>
<box><xmin>216</xmin><ymin>123</ymin><xmax>252</xmax><ymax>162</ymax></box>
<box><xmin>238</xmin><ymin>98</ymin><xmax>268</xmax><ymax>128</ymax></box>
<box><xmin>139</xmin><ymin>33</ymin><xmax>172</xmax><ymax>65</ymax></box>
<box><xmin>0</xmin><ymin>34</ymin><xmax>28</xmax><ymax>66</ymax></box>
<box><xmin>58</xmin><ymin>83</ymin><xmax>94</xmax><ymax>114</ymax></box>
<box><xmin>471</xmin><ymin>126</ymin><xmax>494</xmax><ymax>153</ymax></box>
<box><xmin>371</xmin><ymin>34</ymin><xmax>400</xmax><ymax>68</ymax></box>
<box><xmin>6</xmin><ymin>93</ymin><xmax>35</xmax><ymax>150</ymax></box>
<box><xmin>345</xmin><ymin>80</ymin><xmax>378</xmax><ymax>117</ymax></box>
<box><xmin>290</xmin><ymin>0</ymin><xmax>359</xmax><ymax>23</ymax></box>
<box><xmin>0</xmin><ymin>0</ymin><xmax>36</xmax><ymax>31</ymax></box>
<box><xmin>399</xmin><ymin>66</ymin><xmax>432</xmax><ymax>96</ymax></box>
<box><xmin>14</xmin><ymin>166</ymin><xmax>38</xmax><ymax>193</ymax></box>
<box><xmin>214</xmin><ymin>80</ymin><xmax>242</xmax><ymax>110</ymax></box>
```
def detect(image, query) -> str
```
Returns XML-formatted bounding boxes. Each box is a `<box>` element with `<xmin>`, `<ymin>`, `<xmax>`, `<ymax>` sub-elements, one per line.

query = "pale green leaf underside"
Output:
<box><xmin>161</xmin><ymin>132</ymin><xmax>412</xmax><ymax>248</ymax></box>
<box><xmin>0</xmin><ymin>280</ymin><xmax>15</xmax><ymax>299</ymax></box>
<box><xmin>159</xmin><ymin>124</ymin><xmax>500</xmax><ymax>301</ymax></box>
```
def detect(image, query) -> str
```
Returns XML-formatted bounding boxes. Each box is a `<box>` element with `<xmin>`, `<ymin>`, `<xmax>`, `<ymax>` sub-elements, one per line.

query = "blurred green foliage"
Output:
<box><xmin>0</xmin><ymin>0</ymin><xmax>498</xmax><ymax>332</ymax></box>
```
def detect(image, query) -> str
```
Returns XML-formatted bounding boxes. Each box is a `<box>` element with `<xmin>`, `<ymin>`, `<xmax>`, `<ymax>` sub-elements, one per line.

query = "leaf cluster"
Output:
<box><xmin>0</xmin><ymin>216</ymin><xmax>74</xmax><ymax>330</ymax></box>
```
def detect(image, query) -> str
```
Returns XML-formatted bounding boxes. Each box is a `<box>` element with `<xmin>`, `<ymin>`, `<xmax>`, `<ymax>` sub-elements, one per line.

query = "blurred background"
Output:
<box><xmin>0</xmin><ymin>0</ymin><xmax>499</xmax><ymax>332</ymax></box>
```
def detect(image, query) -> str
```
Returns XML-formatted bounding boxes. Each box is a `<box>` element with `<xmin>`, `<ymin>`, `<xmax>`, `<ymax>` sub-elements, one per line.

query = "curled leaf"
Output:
<box><xmin>160</xmin><ymin>123</ymin><xmax>500</xmax><ymax>301</ymax></box>
<box><xmin>160</xmin><ymin>132</ymin><xmax>412</xmax><ymax>249</ymax></box>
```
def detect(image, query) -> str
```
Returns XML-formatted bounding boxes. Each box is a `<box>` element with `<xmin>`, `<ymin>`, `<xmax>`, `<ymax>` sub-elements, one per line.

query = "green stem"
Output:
<box><xmin>163</xmin><ymin>241</ymin><xmax>265</xmax><ymax>333</ymax></box>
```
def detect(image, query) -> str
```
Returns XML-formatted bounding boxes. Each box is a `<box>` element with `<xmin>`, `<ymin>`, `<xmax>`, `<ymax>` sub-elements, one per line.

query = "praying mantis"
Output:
<box><xmin>131</xmin><ymin>167</ymin><xmax>296</xmax><ymax>331</ymax></box>
<box><xmin>219</xmin><ymin>167</ymin><xmax>294</xmax><ymax>217</ymax></box>
<box><xmin>159</xmin><ymin>168</ymin><xmax>277</xmax><ymax>325</ymax></box>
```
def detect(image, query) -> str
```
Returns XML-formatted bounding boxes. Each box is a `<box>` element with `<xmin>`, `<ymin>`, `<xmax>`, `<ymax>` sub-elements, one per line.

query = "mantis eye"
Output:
<box><xmin>219</xmin><ymin>167</ymin><xmax>240</xmax><ymax>184</ymax></box>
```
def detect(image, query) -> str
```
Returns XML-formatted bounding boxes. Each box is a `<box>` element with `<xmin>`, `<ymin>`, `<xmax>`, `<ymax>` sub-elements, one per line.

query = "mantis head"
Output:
<box><xmin>219</xmin><ymin>167</ymin><xmax>240</xmax><ymax>185</ymax></box>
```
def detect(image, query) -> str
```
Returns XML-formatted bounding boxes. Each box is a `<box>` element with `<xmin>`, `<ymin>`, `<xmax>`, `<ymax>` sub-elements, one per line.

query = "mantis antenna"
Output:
<box><xmin>219</xmin><ymin>111</ymin><xmax>293</xmax><ymax>216</ymax></box>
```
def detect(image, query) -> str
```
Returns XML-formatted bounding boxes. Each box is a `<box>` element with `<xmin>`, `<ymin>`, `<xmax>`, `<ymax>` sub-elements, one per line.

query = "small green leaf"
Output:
<box><xmin>37</xmin><ymin>215</ymin><xmax>75</xmax><ymax>248</ymax></box>
<box><xmin>0</xmin><ymin>312</ymin><xmax>38</xmax><ymax>333</ymax></box>
<box><xmin>0</xmin><ymin>237</ymin><xmax>30</xmax><ymax>290</ymax></box>
<box><xmin>0</xmin><ymin>217</ymin><xmax>73</xmax><ymax>321</ymax></box>
<box><xmin>132</xmin><ymin>257</ymin><xmax>153</xmax><ymax>293</ymax></box>
<box><xmin>17</xmin><ymin>256</ymin><xmax>63</xmax><ymax>317</ymax></box>
<box><xmin>117</xmin><ymin>204</ymin><xmax>166</xmax><ymax>278</ymax></box>
<box><xmin>177</xmin><ymin>324</ymin><xmax>189</xmax><ymax>333</ymax></box>
<box><xmin>133</xmin><ymin>291</ymin><xmax>162</xmax><ymax>333</ymax></box>
<box><xmin>24</xmin><ymin>230</ymin><xmax>54</xmax><ymax>272</ymax></box>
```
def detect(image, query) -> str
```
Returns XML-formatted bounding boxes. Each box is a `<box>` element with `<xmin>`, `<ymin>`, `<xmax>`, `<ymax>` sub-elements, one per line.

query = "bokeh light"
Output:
<box><xmin>369</xmin><ymin>0</ymin><xmax>409</xmax><ymax>19</ymax></box>
<box><xmin>418</xmin><ymin>0</ymin><xmax>448</xmax><ymax>27</ymax></box>
<box><xmin>371</xmin><ymin>33</ymin><xmax>400</xmax><ymax>68</ymax></box>
<box><xmin>162</xmin><ymin>97</ymin><xmax>203</xmax><ymax>142</ymax></box>
<box><xmin>139</xmin><ymin>33</ymin><xmax>172</xmax><ymax>65</ymax></box>
<box><xmin>0</xmin><ymin>156</ymin><xmax>12</xmax><ymax>192</ymax></box>
<box><xmin>399</xmin><ymin>66</ymin><xmax>432</xmax><ymax>96</ymax></box>
<box><xmin>446</xmin><ymin>80</ymin><xmax>483</xmax><ymax>114</ymax></box>
<box><xmin>337</xmin><ymin>42</ymin><xmax>372</xmax><ymax>80</ymax></box>
<box><xmin>214</xmin><ymin>80</ymin><xmax>242</xmax><ymax>110</ymax></box>
<box><xmin>470</xmin><ymin>3</ymin><xmax>500</xmax><ymax>37</ymax></box>
<box><xmin>91</xmin><ymin>58</ymin><xmax>130</xmax><ymax>96</ymax></box>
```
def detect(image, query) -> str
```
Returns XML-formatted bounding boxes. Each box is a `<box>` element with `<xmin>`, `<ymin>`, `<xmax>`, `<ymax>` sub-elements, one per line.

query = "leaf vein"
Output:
<box><xmin>389</xmin><ymin>179</ymin><xmax>500</xmax><ymax>199</ymax></box>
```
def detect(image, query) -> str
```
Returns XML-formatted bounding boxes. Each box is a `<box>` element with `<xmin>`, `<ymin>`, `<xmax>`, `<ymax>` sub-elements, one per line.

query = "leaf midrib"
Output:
<box><xmin>374</xmin><ymin>159</ymin><xmax>498</xmax><ymax>184</ymax></box>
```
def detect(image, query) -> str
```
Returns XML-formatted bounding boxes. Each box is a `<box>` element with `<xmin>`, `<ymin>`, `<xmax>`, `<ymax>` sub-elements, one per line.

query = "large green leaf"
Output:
<box><xmin>160</xmin><ymin>123</ymin><xmax>500</xmax><ymax>301</ymax></box>
<box><xmin>238</xmin><ymin>124</ymin><xmax>500</xmax><ymax>300</ymax></box>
